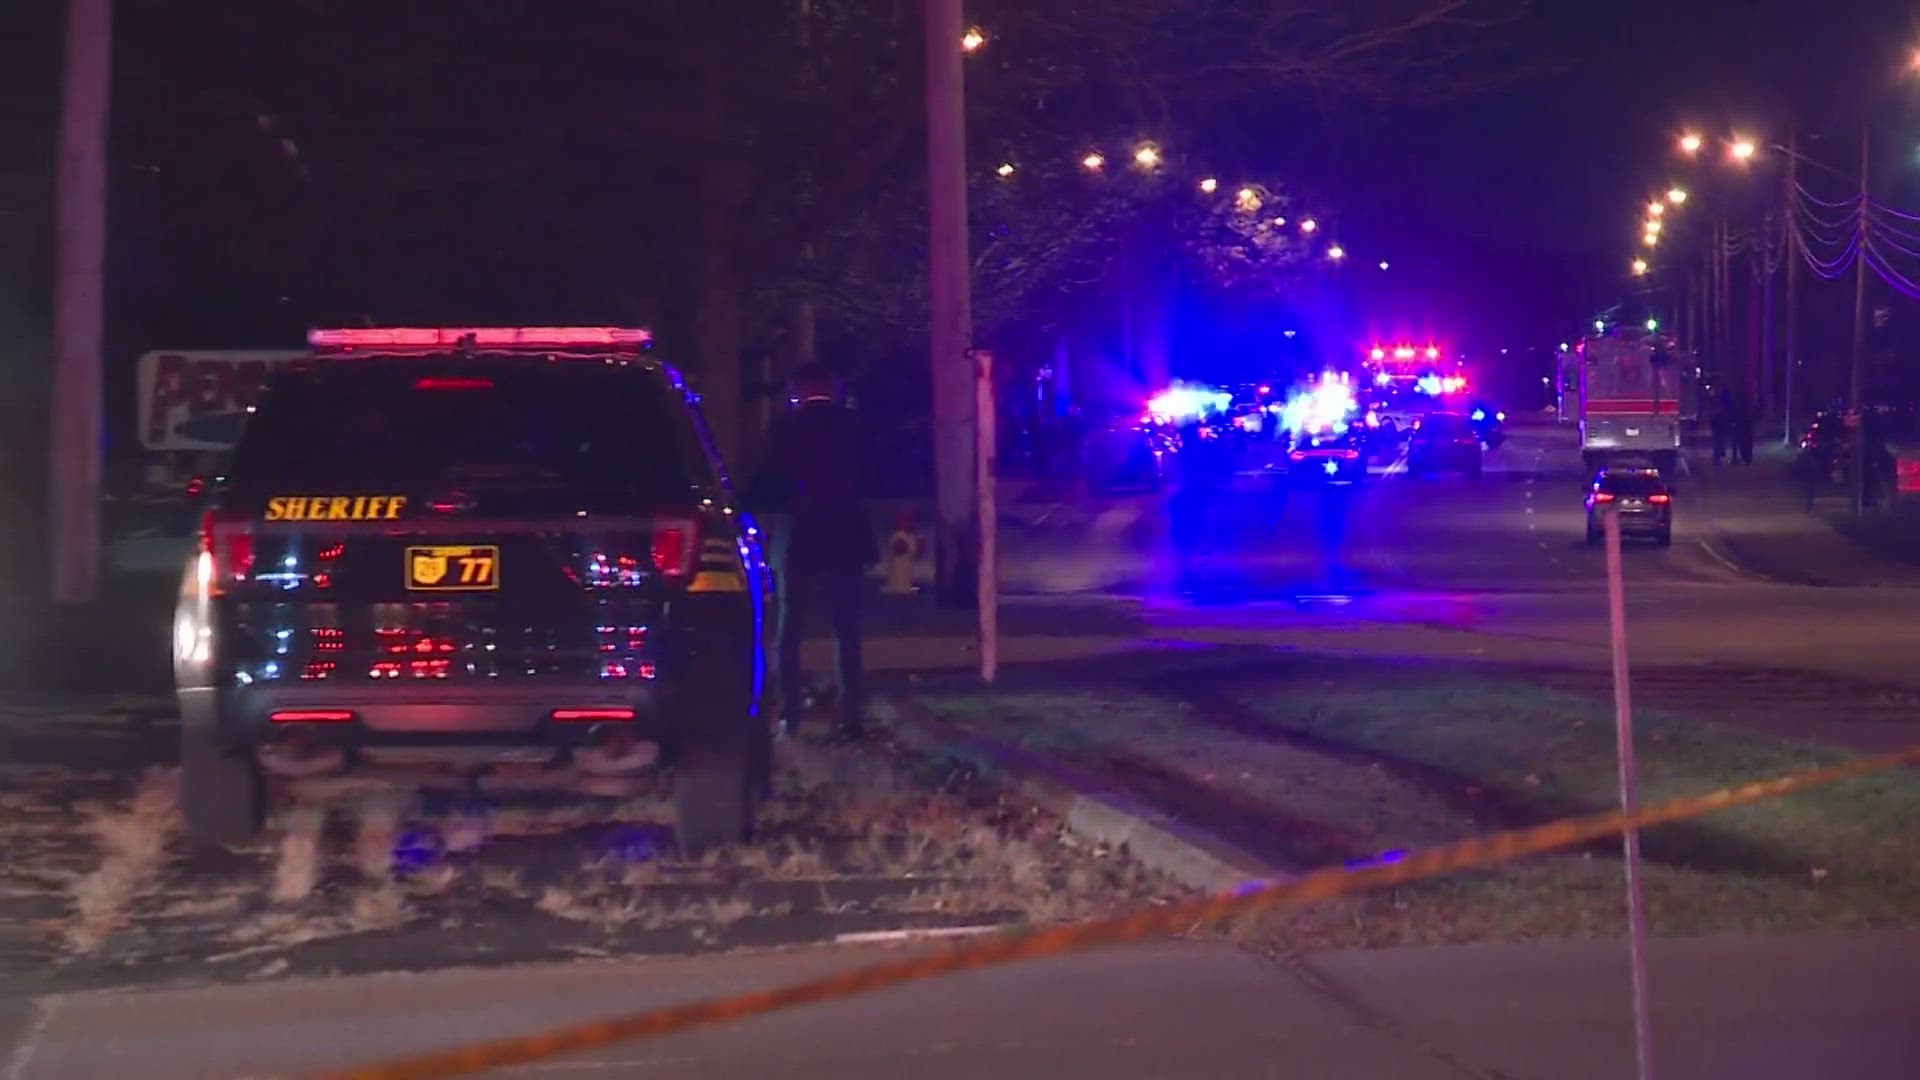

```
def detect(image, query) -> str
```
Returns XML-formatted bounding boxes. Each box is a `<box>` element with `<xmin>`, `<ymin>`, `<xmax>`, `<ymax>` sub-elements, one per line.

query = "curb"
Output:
<box><xmin>870</xmin><ymin>697</ymin><xmax>1277</xmax><ymax>894</ymax></box>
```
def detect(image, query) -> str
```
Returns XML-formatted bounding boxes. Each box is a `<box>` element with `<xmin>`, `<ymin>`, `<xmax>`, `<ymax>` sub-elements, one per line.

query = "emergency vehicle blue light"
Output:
<box><xmin>1471</xmin><ymin>408</ymin><xmax>1486</xmax><ymax>422</ymax></box>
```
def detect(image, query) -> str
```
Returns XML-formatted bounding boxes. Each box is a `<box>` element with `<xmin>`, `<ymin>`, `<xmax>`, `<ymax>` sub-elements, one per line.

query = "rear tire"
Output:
<box><xmin>675</xmin><ymin>743</ymin><xmax>755</xmax><ymax>857</ymax></box>
<box><xmin>180</xmin><ymin>723</ymin><xmax>265</xmax><ymax>854</ymax></box>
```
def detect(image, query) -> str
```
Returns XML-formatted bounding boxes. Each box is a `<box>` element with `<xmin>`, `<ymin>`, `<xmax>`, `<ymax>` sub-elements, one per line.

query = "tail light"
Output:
<box><xmin>1289</xmin><ymin>451</ymin><xmax>1306</xmax><ymax>461</ymax></box>
<box><xmin>1337</xmin><ymin>449</ymin><xmax>1359</xmax><ymax>460</ymax></box>
<box><xmin>1648</xmin><ymin>493</ymin><xmax>1671</xmax><ymax>504</ymax></box>
<box><xmin>552</xmin><ymin>708</ymin><xmax>636</xmax><ymax>722</ymax></box>
<box><xmin>1591</xmin><ymin>491</ymin><xmax>1616</xmax><ymax>504</ymax></box>
<box><xmin>199</xmin><ymin>510</ymin><xmax>256</xmax><ymax>596</ymax></box>
<box><xmin>270</xmin><ymin>710</ymin><xmax>354</xmax><ymax>724</ymax></box>
<box><xmin>649</xmin><ymin>517</ymin><xmax>698</xmax><ymax>580</ymax></box>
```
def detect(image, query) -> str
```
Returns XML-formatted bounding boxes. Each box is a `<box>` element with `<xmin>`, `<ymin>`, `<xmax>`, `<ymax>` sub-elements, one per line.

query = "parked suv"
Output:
<box><xmin>174</xmin><ymin>327</ymin><xmax>770</xmax><ymax>854</ymax></box>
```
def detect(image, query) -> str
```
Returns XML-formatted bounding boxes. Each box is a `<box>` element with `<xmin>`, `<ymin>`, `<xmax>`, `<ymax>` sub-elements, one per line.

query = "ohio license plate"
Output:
<box><xmin>406</xmin><ymin>545</ymin><xmax>500</xmax><ymax>591</ymax></box>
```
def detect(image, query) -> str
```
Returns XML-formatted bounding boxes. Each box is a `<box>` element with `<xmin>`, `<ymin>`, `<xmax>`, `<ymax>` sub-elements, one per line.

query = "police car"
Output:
<box><xmin>174</xmin><ymin>327</ymin><xmax>770</xmax><ymax>854</ymax></box>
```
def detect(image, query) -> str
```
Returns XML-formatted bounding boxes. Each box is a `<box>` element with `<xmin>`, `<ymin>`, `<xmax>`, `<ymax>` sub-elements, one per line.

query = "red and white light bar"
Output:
<box><xmin>308</xmin><ymin>326</ymin><xmax>652</xmax><ymax>351</ymax></box>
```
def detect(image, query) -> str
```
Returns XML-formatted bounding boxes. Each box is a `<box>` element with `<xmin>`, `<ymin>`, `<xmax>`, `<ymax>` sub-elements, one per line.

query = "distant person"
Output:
<box><xmin>745</xmin><ymin>365</ymin><xmax>878</xmax><ymax>743</ymax></box>
<box><xmin>1710</xmin><ymin>388</ymin><xmax>1731</xmax><ymax>466</ymax></box>
<box><xmin>1732</xmin><ymin>396</ymin><xmax>1755</xmax><ymax>466</ymax></box>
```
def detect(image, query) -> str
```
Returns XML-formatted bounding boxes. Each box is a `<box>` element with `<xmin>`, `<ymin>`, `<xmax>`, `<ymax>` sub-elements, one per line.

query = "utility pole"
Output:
<box><xmin>1849</xmin><ymin>122</ymin><xmax>1871</xmax><ymax>515</ymax></box>
<box><xmin>923</xmin><ymin>0</ymin><xmax>977</xmax><ymax>606</ymax></box>
<box><xmin>1783</xmin><ymin>126</ymin><xmax>1801</xmax><ymax>445</ymax></box>
<box><xmin>50</xmin><ymin>0</ymin><xmax>113</xmax><ymax>605</ymax></box>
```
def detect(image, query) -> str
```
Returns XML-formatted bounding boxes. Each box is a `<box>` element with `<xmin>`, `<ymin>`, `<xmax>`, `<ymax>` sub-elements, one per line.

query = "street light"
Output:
<box><xmin>1299</xmin><ymin>218</ymin><xmax>1318</xmax><ymax>233</ymax></box>
<box><xmin>1644</xmin><ymin>218</ymin><xmax>1662</xmax><ymax>235</ymax></box>
<box><xmin>1631</xmin><ymin>258</ymin><xmax>1649</xmax><ymax>276</ymax></box>
<box><xmin>1271</xmin><ymin>216</ymin><xmax>1287</xmax><ymax>227</ymax></box>
<box><xmin>1379</xmin><ymin>260</ymin><xmax>1390</xmax><ymax>270</ymax></box>
<box><xmin>1667</xmin><ymin>186</ymin><xmax>1688</xmax><ymax>205</ymax></box>
<box><xmin>1679</xmin><ymin>133</ymin><xmax>1704</xmax><ymax>155</ymax></box>
<box><xmin>1133</xmin><ymin>143</ymin><xmax>1161</xmax><ymax>169</ymax></box>
<box><xmin>1081</xmin><ymin>151</ymin><xmax>1105</xmax><ymax>171</ymax></box>
<box><xmin>1235</xmin><ymin>186</ymin><xmax>1260</xmax><ymax>211</ymax></box>
<box><xmin>1645</xmin><ymin>318</ymin><xmax>1660</xmax><ymax>331</ymax></box>
<box><xmin>1647</xmin><ymin>201</ymin><xmax>1665</xmax><ymax>217</ymax></box>
<box><xmin>961</xmin><ymin>27</ymin><xmax>986</xmax><ymax>52</ymax></box>
<box><xmin>995</xmin><ymin>162</ymin><xmax>1015</xmax><ymax>178</ymax></box>
<box><xmin>1729</xmin><ymin>137</ymin><xmax>1758</xmax><ymax>163</ymax></box>
<box><xmin>1198</xmin><ymin>177</ymin><xmax>1218</xmax><ymax>193</ymax></box>
<box><xmin>1327</xmin><ymin>244</ymin><xmax>1346</xmax><ymax>260</ymax></box>
<box><xmin>1642</xmin><ymin>231</ymin><xmax>1659</xmax><ymax>246</ymax></box>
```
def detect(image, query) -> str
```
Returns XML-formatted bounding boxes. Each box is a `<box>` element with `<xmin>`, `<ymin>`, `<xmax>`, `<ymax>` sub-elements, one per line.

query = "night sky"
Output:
<box><xmin>8</xmin><ymin>0</ymin><xmax>1920</xmax><ymax>385</ymax></box>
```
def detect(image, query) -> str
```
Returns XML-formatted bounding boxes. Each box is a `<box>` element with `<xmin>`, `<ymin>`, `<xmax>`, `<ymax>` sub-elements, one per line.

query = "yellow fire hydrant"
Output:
<box><xmin>883</xmin><ymin>511</ymin><xmax>921</xmax><ymax>595</ymax></box>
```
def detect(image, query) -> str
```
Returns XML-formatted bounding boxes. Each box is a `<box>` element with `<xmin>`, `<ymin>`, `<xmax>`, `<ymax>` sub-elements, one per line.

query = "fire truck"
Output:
<box><xmin>1576</xmin><ymin>330</ymin><xmax>1690</xmax><ymax>474</ymax></box>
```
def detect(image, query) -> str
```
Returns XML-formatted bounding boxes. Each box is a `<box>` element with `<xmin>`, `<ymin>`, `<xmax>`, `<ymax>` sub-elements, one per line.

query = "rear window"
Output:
<box><xmin>228</xmin><ymin>362</ymin><xmax>703</xmax><ymax>498</ymax></box>
<box><xmin>1422</xmin><ymin>414</ymin><xmax>1470</xmax><ymax>432</ymax></box>
<box><xmin>1599</xmin><ymin>474</ymin><xmax>1665</xmax><ymax>496</ymax></box>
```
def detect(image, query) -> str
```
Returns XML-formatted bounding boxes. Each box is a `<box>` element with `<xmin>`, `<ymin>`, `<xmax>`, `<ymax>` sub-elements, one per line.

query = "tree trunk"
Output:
<box><xmin>693</xmin><ymin>57</ymin><xmax>746</xmax><ymax>466</ymax></box>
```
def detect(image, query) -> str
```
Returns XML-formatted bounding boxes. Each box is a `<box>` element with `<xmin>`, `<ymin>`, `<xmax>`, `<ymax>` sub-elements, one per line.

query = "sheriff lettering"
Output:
<box><xmin>264</xmin><ymin>496</ymin><xmax>409</xmax><ymax>522</ymax></box>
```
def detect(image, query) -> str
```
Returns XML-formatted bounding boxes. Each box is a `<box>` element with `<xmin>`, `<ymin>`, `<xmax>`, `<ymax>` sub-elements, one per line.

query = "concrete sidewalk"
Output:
<box><xmin>6</xmin><ymin>932</ymin><xmax>1916</xmax><ymax>1079</ymax></box>
<box><xmin>1689</xmin><ymin>444</ymin><xmax>1920</xmax><ymax>588</ymax></box>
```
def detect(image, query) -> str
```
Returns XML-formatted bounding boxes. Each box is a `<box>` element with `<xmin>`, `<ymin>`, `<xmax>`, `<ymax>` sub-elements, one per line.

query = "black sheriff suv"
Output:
<box><xmin>173</xmin><ymin>327</ymin><xmax>771</xmax><ymax>854</ymax></box>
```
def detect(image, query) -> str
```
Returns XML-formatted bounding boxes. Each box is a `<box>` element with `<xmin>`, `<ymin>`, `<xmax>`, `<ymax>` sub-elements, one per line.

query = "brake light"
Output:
<box><xmin>1648</xmin><ymin>493</ymin><xmax>1671</xmax><ymax>504</ymax></box>
<box><xmin>199</xmin><ymin>511</ymin><xmax>256</xmax><ymax>596</ymax></box>
<box><xmin>270</xmin><ymin>710</ymin><xmax>353</xmax><ymax>724</ymax></box>
<box><xmin>650</xmin><ymin>519</ymin><xmax>698</xmax><ymax>579</ymax></box>
<box><xmin>309</xmin><ymin>326</ymin><xmax>651</xmax><ymax>351</ymax></box>
<box><xmin>1289</xmin><ymin>451</ymin><xmax>1306</xmax><ymax>461</ymax></box>
<box><xmin>415</xmin><ymin>376</ymin><xmax>494</xmax><ymax>391</ymax></box>
<box><xmin>1338</xmin><ymin>449</ymin><xmax>1359</xmax><ymax>460</ymax></box>
<box><xmin>1592</xmin><ymin>491</ymin><xmax>1616</xmax><ymax>503</ymax></box>
<box><xmin>552</xmin><ymin>708</ymin><xmax>636</xmax><ymax>722</ymax></box>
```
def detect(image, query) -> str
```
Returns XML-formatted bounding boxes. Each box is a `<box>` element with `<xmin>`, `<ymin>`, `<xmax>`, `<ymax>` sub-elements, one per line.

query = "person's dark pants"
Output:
<box><xmin>775</xmin><ymin>568</ymin><xmax>866</xmax><ymax>733</ymax></box>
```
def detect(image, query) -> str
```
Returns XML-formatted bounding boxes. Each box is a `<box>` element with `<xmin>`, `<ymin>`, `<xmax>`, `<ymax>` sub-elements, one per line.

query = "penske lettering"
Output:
<box><xmin>264</xmin><ymin>496</ymin><xmax>409</xmax><ymax>522</ymax></box>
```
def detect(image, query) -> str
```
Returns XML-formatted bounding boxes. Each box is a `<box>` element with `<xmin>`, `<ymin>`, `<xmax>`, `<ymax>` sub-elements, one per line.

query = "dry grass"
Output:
<box><xmin>64</xmin><ymin>769</ymin><xmax>180</xmax><ymax>953</ymax></box>
<box><xmin>269</xmin><ymin>807</ymin><xmax>326</xmax><ymax>904</ymax></box>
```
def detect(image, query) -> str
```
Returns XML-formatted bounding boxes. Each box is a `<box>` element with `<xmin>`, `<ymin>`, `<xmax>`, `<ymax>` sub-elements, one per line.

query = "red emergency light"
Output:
<box><xmin>308</xmin><ymin>326</ymin><xmax>652</xmax><ymax>351</ymax></box>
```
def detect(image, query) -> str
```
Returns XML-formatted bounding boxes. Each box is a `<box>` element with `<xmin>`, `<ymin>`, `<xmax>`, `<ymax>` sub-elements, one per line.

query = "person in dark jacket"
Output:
<box><xmin>745</xmin><ymin>365</ymin><xmax>879</xmax><ymax>740</ymax></box>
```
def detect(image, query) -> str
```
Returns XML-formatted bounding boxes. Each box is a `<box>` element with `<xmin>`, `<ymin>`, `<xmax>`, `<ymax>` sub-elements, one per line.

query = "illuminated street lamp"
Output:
<box><xmin>1679</xmin><ymin>133</ymin><xmax>1703</xmax><ymax>155</ymax></box>
<box><xmin>1133</xmin><ymin>143</ymin><xmax>1161</xmax><ymax>169</ymax></box>
<box><xmin>1667</xmin><ymin>186</ymin><xmax>1688</xmax><ymax>205</ymax></box>
<box><xmin>995</xmin><ymin>162</ymin><xmax>1015</xmax><ymax>178</ymax></box>
<box><xmin>1378</xmin><ymin>260</ymin><xmax>1390</xmax><ymax>270</ymax></box>
<box><xmin>1081</xmin><ymin>151</ymin><xmax>1105</xmax><ymax>171</ymax></box>
<box><xmin>1299</xmin><ymin>217</ymin><xmax>1319</xmax><ymax>233</ymax></box>
<box><xmin>1326</xmin><ymin>244</ymin><xmax>1346</xmax><ymax>261</ymax></box>
<box><xmin>1235</xmin><ymin>187</ymin><xmax>1261</xmax><ymax>212</ymax></box>
<box><xmin>961</xmin><ymin>27</ymin><xmax>986</xmax><ymax>52</ymax></box>
<box><xmin>1271</xmin><ymin>216</ymin><xmax>1287</xmax><ymax>227</ymax></box>
<box><xmin>1644</xmin><ymin>218</ymin><xmax>1662</xmax><ymax>235</ymax></box>
<box><xmin>1729</xmin><ymin>137</ymin><xmax>1758</xmax><ymax>163</ymax></box>
<box><xmin>1647</xmin><ymin>201</ymin><xmax>1665</xmax><ymax>217</ymax></box>
<box><xmin>1642</xmin><ymin>231</ymin><xmax>1659</xmax><ymax>247</ymax></box>
<box><xmin>1198</xmin><ymin>177</ymin><xmax>1218</xmax><ymax>193</ymax></box>
<box><xmin>1631</xmin><ymin>258</ymin><xmax>1649</xmax><ymax>276</ymax></box>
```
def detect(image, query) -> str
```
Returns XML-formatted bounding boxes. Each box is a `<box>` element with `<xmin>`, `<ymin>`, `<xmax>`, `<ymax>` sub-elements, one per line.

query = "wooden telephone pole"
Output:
<box><xmin>50</xmin><ymin>0</ymin><xmax>113</xmax><ymax>604</ymax></box>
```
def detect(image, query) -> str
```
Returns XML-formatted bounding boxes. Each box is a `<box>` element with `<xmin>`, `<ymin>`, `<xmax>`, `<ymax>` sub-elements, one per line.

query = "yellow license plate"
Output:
<box><xmin>405</xmin><ymin>545</ymin><xmax>500</xmax><ymax>591</ymax></box>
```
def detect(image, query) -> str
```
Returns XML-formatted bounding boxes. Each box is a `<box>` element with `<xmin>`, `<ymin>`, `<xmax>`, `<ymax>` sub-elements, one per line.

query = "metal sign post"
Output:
<box><xmin>973</xmin><ymin>348</ymin><xmax>997</xmax><ymax>684</ymax></box>
<box><xmin>1604</xmin><ymin>506</ymin><xmax>1657</xmax><ymax>1080</ymax></box>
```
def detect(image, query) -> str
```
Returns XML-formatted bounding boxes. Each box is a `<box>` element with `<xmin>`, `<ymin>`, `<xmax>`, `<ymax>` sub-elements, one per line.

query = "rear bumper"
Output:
<box><xmin>1590</xmin><ymin>509</ymin><xmax>1671</xmax><ymax>534</ymax></box>
<box><xmin>180</xmin><ymin>678</ymin><xmax>735</xmax><ymax>754</ymax></box>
